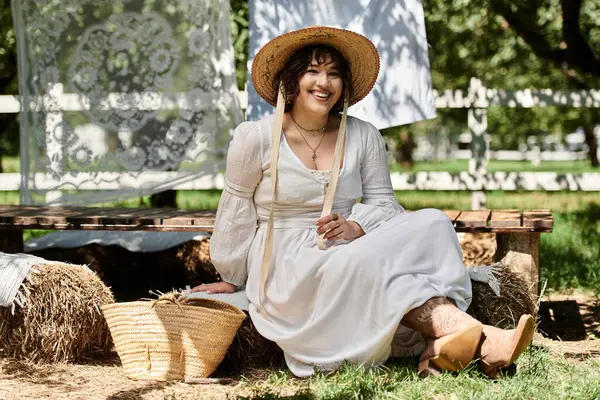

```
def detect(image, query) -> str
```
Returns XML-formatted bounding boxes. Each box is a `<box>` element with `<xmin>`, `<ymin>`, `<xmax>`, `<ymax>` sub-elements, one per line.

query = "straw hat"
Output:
<box><xmin>251</xmin><ymin>26</ymin><xmax>380</xmax><ymax>107</ymax></box>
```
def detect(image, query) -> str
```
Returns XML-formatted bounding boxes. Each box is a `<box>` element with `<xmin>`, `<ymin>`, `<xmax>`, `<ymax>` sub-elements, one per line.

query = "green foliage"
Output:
<box><xmin>421</xmin><ymin>0</ymin><xmax>599</xmax><ymax>160</ymax></box>
<box><xmin>0</xmin><ymin>0</ymin><xmax>19</xmax><ymax>159</ymax></box>
<box><xmin>541</xmin><ymin>204</ymin><xmax>600</xmax><ymax>292</ymax></box>
<box><xmin>230</xmin><ymin>0</ymin><xmax>249</xmax><ymax>90</ymax></box>
<box><xmin>0</xmin><ymin>0</ymin><xmax>17</xmax><ymax>93</ymax></box>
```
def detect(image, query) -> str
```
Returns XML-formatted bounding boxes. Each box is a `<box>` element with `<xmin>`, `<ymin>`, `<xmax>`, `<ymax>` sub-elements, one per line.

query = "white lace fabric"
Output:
<box><xmin>309</xmin><ymin>169</ymin><xmax>331</xmax><ymax>185</ymax></box>
<box><xmin>12</xmin><ymin>0</ymin><xmax>242</xmax><ymax>205</ymax></box>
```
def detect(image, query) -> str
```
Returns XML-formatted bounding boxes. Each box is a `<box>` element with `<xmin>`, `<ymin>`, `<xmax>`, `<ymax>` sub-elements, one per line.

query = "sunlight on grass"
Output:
<box><xmin>0</xmin><ymin>156</ymin><xmax>19</xmax><ymax>173</ymax></box>
<box><xmin>390</xmin><ymin>159</ymin><xmax>597</xmax><ymax>173</ymax></box>
<box><xmin>3</xmin><ymin>156</ymin><xmax>597</xmax><ymax>174</ymax></box>
<box><xmin>237</xmin><ymin>347</ymin><xmax>600</xmax><ymax>400</ymax></box>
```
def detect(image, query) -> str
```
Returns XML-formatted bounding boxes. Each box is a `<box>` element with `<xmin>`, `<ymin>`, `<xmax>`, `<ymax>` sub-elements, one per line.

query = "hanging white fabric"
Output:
<box><xmin>246</xmin><ymin>0</ymin><xmax>436</xmax><ymax>130</ymax></box>
<box><xmin>12</xmin><ymin>0</ymin><xmax>242</xmax><ymax>205</ymax></box>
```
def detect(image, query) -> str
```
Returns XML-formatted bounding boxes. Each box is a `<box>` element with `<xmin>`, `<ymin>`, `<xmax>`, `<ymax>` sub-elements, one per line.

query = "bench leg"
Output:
<box><xmin>0</xmin><ymin>229</ymin><xmax>24</xmax><ymax>253</ymax></box>
<box><xmin>495</xmin><ymin>233</ymin><xmax>540</xmax><ymax>301</ymax></box>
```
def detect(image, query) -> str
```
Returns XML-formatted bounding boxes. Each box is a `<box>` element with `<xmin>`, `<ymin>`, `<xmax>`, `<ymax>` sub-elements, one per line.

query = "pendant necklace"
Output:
<box><xmin>291</xmin><ymin>114</ymin><xmax>328</xmax><ymax>136</ymax></box>
<box><xmin>292</xmin><ymin>122</ymin><xmax>327</xmax><ymax>161</ymax></box>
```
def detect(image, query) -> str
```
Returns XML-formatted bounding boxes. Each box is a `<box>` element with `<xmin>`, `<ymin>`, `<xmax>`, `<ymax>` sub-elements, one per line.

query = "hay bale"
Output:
<box><xmin>176</xmin><ymin>238</ymin><xmax>221</xmax><ymax>284</ymax></box>
<box><xmin>31</xmin><ymin>238</ymin><xmax>220</xmax><ymax>302</ymax></box>
<box><xmin>0</xmin><ymin>262</ymin><xmax>115</xmax><ymax>363</ymax></box>
<box><xmin>217</xmin><ymin>312</ymin><xmax>285</xmax><ymax>375</ymax></box>
<box><xmin>460</xmin><ymin>232</ymin><xmax>496</xmax><ymax>267</ymax></box>
<box><xmin>466</xmin><ymin>265</ymin><xmax>537</xmax><ymax>329</ymax></box>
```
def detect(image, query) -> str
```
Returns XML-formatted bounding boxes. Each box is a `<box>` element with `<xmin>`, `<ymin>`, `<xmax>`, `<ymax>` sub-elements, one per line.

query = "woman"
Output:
<box><xmin>193</xmin><ymin>26</ymin><xmax>534</xmax><ymax>378</ymax></box>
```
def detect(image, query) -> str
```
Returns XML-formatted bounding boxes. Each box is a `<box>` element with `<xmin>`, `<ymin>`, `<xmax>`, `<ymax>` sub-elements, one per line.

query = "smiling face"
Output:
<box><xmin>293</xmin><ymin>52</ymin><xmax>343</xmax><ymax>116</ymax></box>
<box><xmin>274</xmin><ymin>45</ymin><xmax>353</xmax><ymax>115</ymax></box>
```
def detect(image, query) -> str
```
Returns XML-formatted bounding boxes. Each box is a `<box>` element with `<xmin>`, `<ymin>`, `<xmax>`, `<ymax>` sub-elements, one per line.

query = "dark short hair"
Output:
<box><xmin>273</xmin><ymin>45</ymin><xmax>353</xmax><ymax>114</ymax></box>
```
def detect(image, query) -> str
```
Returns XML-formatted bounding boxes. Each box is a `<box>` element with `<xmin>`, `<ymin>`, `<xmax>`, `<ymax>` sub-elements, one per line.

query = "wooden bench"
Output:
<box><xmin>0</xmin><ymin>206</ymin><xmax>553</xmax><ymax>298</ymax></box>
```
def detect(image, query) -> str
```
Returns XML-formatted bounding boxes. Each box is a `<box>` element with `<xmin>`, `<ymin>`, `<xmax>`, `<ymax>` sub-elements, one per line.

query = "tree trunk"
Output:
<box><xmin>583</xmin><ymin>125</ymin><xmax>599</xmax><ymax>168</ymax></box>
<box><xmin>395</xmin><ymin>131</ymin><xmax>416</xmax><ymax>169</ymax></box>
<box><xmin>150</xmin><ymin>190</ymin><xmax>178</xmax><ymax>208</ymax></box>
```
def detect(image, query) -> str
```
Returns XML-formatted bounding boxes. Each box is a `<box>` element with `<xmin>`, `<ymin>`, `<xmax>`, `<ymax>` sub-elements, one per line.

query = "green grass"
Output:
<box><xmin>390</xmin><ymin>159</ymin><xmax>597</xmax><ymax>173</ymax></box>
<box><xmin>236</xmin><ymin>348</ymin><xmax>600</xmax><ymax>399</ymax></box>
<box><xmin>0</xmin><ymin>156</ymin><xmax>19</xmax><ymax>173</ymax></box>
<box><xmin>1</xmin><ymin>190</ymin><xmax>599</xmax><ymax>294</ymax></box>
<box><xmin>3</xmin><ymin>156</ymin><xmax>598</xmax><ymax>174</ymax></box>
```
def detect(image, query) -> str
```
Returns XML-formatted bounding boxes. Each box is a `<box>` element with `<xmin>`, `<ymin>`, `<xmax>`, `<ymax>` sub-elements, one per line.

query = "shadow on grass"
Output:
<box><xmin>237</xmin><ymin>390</ymin><xmax>314</xmax><ymax>400</ymax></box>
<box><xmin>538</xmin><ymin>300</ymin><xmax>589</xmax><ymax>341</ymax></box>
<box><xmin>540</xmin><ymin>203</ymin><xmax>600</xmax><ymax>293</ymax></box>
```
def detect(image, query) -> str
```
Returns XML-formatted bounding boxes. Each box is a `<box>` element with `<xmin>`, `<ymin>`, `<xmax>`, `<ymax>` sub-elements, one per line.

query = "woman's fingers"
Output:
<box><xmin>190</xmin><ymin>282</ymin><xmax>235</xmax><ymax>294</ymax></box>
<box><xmin>324</xmin><ymin>225</ymin><xmax>344</xmax><ymax>240</ymax></box>
<box><xmin>191</xmin><ymin>284</ymin><xmax>211</xmax><ymax>293</ymax></box>
<box><xmin>317</xmin><ymin>215</ymin><xmax>345</xmax><ymax>235</ymax></box>
<box><xmin>317</xmin><ymin>220</ymin><xmax>337</xmax><ymax>235</ymax></box>
<box><xmin>316</xmin><ymin>213</ymin><xmax>341</xmax><ymax>227</ymax></box>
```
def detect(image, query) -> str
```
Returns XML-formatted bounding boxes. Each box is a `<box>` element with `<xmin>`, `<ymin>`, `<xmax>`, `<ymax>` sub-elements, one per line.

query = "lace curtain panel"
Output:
<box><xmin>11</xmin><ymin>0</ymin><xmax>242</xmax><ymax>205</ymax></box>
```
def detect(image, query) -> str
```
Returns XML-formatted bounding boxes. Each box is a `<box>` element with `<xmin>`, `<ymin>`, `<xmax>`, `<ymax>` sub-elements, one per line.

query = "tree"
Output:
<box><xmin>489</xmin><ymin>0</ymin><xmax>599</xmax><ymax>166</ymax></box>
<box><xmin>0</xmin><ymin>0</ymin><xmax>19</xmax><ymax>171</ymax></box>
<box><xmin>230</xmin><ymin>0</ymin><xmax>249</xmax><ymax>90</ymax></box>
<box><xmin>424</xmin><ymin>0</ymin><xmax>599</xmax><ymax>166</ymax></box>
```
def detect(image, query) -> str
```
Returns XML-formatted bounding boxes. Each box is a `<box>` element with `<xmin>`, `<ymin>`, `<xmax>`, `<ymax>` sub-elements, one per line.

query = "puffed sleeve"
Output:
<box><xmin>347</xmin><ymin>122</ymin><xmax>405</xmax><ymax>233</ymax></box>
<box><xmin>209</xmin><ymin>121</ymin><xmax>264</xmax><ymax>288</ymax></box>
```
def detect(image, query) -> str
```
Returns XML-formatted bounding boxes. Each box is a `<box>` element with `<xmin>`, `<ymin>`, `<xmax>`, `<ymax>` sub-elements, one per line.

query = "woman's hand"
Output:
<box><xmin>190</xmin><ymin>281</ymin><xmax>236</xmax><ymax>294</ymax></box>
<box><xmin>316</xmin><ymin>213</ymin><xmax>365</xmax><ymax>241</ymax></box>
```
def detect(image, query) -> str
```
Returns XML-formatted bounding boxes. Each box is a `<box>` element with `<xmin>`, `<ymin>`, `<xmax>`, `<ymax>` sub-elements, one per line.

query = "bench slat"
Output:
<box><xmin>523</xmin><ymin>210</ymin><xmax>554</xmax><ymax>230</ymax></box>
<box><xmin>0</xmin><ymin>206</ymin><xmax>552</xmax><ymax>233</ymax></box>
<box><xmin>159</xmin><ymin>209</ymin><xmax>197</xmax><ymax>226</ymax></box>
<box><xmin>24</xmin><ymin>206</ymin><xmax>85</xmax><ymax>225</ymax></box>
<box><xmin>0</xmin><ymin>206</ymin><xmax>47</xmax><ymax>225</ymax></box>
<box><xmin>68</xmin><ymin>207</ymin><xmax>111</xmax><ymax>225</ymax></box>
<box><xmin>455</xmin><ymin>210</ymin><xmax>490</xmax><ymax>228</ymax></box>
<box><xmin>101</xmin><ymin>208</ymin><xmax>167</xmax><ymax>225</ymax></box>
<box><xmin>161</xmin><ymin>210</ymin><xmax>217</xmax><ymax>227</ymax></box>
<box><xmin>443</xmin><ymin>210</ymin><xmax>462</xmax><ymax>223</ymax></box>
<box><xmin>490</xmin><ymin>209</ymin><xmax>522</xmax><ymax>228</ymax></box>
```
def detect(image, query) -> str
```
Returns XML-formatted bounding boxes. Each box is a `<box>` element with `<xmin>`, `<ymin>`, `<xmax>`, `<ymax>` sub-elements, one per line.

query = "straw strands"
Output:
<box><xmin>466</xmin><ymin>265</ymin><xmax>537</xmax><ymax>329</ymax></box>
<box><xmin>0</xmin><ymin>262</ymin><xmax>115</xmax><ymax>363</ymax></box>
<box><xmin>459</xmin><ymin>233</ymin><xmax>537</xmax><ymax>329</ymax></box>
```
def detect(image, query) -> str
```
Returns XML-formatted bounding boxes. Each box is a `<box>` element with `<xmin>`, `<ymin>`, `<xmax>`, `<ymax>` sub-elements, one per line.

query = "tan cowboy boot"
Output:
<box><xmin>479</xmin><ymin>314</ymin><xmax>535</xmax><ymax>378</ymax></box>
<box><xmin>402</xmin><ymin>297</ymin><xmax>483</xmax><ymax>376</ymax></box>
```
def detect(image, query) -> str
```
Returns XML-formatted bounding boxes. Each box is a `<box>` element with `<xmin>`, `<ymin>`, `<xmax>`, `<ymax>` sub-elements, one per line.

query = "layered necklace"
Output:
<box><xmin>290</xmin><ymin>114</ymin><xmax>328</xmax><ymax>161</ymax></box>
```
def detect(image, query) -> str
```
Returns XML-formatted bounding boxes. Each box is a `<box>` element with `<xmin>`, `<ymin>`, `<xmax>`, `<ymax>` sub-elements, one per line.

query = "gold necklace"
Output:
<box><xmin>296</xmin><ymin>127</ymin><xmax>326</xmax><ymax>161</ymax></box>
<box><xmin>291</xmin><ymin>114</ymin><xmax>328</xmax><ymax>136</ymax></box>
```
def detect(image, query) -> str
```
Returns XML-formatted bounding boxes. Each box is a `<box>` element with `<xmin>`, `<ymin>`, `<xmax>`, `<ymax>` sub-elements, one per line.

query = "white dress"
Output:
<box><xmin>210</xmin><ymin>114</ymin><xmax>472</xmax><ymax>377</ymax></box>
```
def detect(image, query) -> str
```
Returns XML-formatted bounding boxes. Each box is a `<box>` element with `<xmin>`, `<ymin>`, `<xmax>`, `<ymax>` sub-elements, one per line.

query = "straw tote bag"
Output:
<box><xmin>102</xmin><ymin>294</ymin><xmax>246</xmax><ymax>381</ymax></box>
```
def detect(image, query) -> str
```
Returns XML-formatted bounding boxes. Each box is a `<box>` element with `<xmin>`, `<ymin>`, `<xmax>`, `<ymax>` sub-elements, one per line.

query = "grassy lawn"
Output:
<box><xmin>389</xmin><ymin>159</ymin><xmax>597</xmax><ymax>173</ymax></box>
<box><xmin>235</xmin><ymin>351</ymin><xmax>600</xmax><ymax>400</ymax></box>
<box><xmin>3</xmin><ymin>156</ymin><xmax>598</xmax><ymax>174</ymax></box>
<box><xmin>0</xmin><ymin>156</ymin><xmax>19</xmax><ymax>173</ymax></box>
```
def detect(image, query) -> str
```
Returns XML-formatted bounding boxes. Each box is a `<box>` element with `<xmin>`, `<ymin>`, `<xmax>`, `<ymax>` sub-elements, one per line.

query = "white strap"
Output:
<box><xmin>258</xmin><ymin>96</ymin><xmax>349</xmax><ymax>318</ymax></box>
<box><xmin>317</xmin><ymin>100</ymin><xmax>349</xmax><ymax>250</ymax></box>
<box><xmin>258</xmin><ymin>85</ymin><xmax>285</xmax><ymax>319</ymax></box>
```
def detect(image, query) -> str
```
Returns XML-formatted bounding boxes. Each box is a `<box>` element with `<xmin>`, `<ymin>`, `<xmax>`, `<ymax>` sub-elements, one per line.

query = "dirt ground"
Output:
<box><xmin>1</xmin><ymin>234</ymin><xmax>598</xmax><ymax>399</ymax></box>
